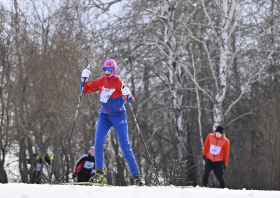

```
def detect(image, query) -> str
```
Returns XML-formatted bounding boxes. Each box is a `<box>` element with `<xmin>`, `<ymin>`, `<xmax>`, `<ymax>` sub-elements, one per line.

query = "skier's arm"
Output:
<box><xmin>128</xmin><ymin>95</ymin><xmax>135</xmax><ymax>103</ymax></box>
<box><xmin>83</xmin><ymin>80</ymin><xmax>99</xmax><ymax>94</ymax></box>
<box><xmin>28</xmin><ymin>153</ymin><xmax>37</xmax><ymax>164</ymax></box>
<box><xmin>80</xmin><ymin>67</ymin><xmax>99</xmax><ymax>94</ymax></box>
<box><xmin>73</xmin><ymin>155</ymin><xmax>87</xmax><ymax>173</ymax></box>
<box><xmin>44</xmin><ymin>155</ymin><xmax>53</xmax><ymax>165</ymax></box>
<box><xmin>121</xmin><ymin>83</ymin><xmax>135</xmax><ymax>103</ymax></box>
<box><xmin>203</xmin><ymin>134</ymin><xmax>210</xmax><ymax>157</ymax></box>
<box><xmin>223</xmin><ymin>140</ymin><xmax>230</xmax><ymax>166</ymax></box>
<box><xmin>125</xmin><ymin>94</ymin><xmax>135</xmax><ymax>103</ymax></box>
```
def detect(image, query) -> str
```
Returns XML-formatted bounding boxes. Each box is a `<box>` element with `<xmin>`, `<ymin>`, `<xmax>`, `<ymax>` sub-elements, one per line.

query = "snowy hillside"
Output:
<box><xmin>1</xmin><ymin>183</ymin><xmax>280</xmax><ymax>198</ymax></box>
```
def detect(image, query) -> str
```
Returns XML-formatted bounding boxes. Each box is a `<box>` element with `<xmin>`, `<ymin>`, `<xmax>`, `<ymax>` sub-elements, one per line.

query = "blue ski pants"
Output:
<box><xmin>94</xmin><ymin>113</ymin><xmax>140</xmax><ymax>175</ymax></box>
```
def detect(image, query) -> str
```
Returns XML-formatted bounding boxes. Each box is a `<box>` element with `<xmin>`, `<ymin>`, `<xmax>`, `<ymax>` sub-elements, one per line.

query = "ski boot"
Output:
<box><xmin>132</xmin><ymin>174</ymin><xmax>145</xmax><ymax>186</ymax></box>
<box><xmin>89</xmin><ymin>168</ymin><xmax>104</xmax><ymax>184</ymax></box>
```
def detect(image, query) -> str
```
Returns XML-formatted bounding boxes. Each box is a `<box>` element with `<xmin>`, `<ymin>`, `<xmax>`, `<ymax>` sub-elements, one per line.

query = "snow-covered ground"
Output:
<box><xmin>2</xmin><ymin>183</ymin><xmax>280</xmax><ymax>198</ymax></box>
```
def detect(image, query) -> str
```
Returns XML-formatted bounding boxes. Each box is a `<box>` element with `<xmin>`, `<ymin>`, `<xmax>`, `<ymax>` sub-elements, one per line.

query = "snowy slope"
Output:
<box><xmin>1</xmin><ymin>183</ymin><xmax>280</xmax><ymax>198</ymax></box>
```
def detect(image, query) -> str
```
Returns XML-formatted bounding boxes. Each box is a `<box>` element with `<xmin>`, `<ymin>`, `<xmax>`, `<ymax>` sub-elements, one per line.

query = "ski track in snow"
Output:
<box><xmin>1</xmin><ymin>183</ymin><xmax>280</xmax><ymax>198</ymax></box>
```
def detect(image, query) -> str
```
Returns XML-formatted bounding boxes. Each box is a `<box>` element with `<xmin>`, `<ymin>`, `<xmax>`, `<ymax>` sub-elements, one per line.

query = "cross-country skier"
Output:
<box><xmin>80</xmin><ymin>59</ymin><xmax>145</xmax><ymax>186</ymax></box>
<box><xmin>202</xmin><ymin>126</ymin><xmax>230</xmax><ymax>188</ymax></box>
<box><xmin>73</xmin><ymin>146</ymin><xmax>96</xmax><ymax>182</ymax></box>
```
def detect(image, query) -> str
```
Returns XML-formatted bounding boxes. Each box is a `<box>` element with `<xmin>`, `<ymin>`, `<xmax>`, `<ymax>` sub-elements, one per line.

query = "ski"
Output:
<box><xmin>63</xmin><ymin>182</ymin><xmax>113</xmax><ymax>187</ymax></box>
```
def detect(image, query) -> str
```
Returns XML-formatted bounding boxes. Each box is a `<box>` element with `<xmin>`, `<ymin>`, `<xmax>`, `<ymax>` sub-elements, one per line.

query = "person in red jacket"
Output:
<box><xmin>80</xmin><ymin>59</ymin><xmax>144</xmax><ymax>186</ymax></box>
<box><xmin>202</xmin><ymin>126</ymin><xmax>230</xmax><ymax>188</ymax></box>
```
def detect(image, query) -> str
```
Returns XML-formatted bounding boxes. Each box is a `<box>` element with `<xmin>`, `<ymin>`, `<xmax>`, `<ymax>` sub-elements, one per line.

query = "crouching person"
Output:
<box><xmin>73</xmin><ymin>146</ymin><xmax>96</xmax><ymax>182</ymax></box>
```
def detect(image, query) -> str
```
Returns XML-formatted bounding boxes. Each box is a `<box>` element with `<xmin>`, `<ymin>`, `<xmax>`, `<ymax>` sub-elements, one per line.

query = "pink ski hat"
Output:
<box><xmin>89</xmin><ymin>146</ymin><xmax>95</xmax><ymax>152</ymax></box>
<box><xmin>103</xmin><ymin>59</ymin><xmax>117</xmax><ymax>79</ymax></box>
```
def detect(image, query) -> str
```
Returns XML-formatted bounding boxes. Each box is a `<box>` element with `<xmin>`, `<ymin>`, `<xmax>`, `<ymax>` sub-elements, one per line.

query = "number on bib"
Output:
<box><xmin>210</xmin><ymin>144</ymin><xmax>221</xmax><ymax>155</ymax></box>
<box><xmin>84</xmin><ymin>161</ymin><xmax>94</xmax><ymax>169</ymax></box>
<box><xmin>100</xmin><ymin>86</ymin><xmax>115</xmax><ymax>103</ymax></box>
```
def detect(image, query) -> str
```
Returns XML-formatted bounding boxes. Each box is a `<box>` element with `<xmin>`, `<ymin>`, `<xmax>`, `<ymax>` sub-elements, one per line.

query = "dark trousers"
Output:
<box><xmin>33</xmin><ymin>171</ymin><xmax>42</xmax><ymax>184</ymax></box>
<box><xmin>78</xmin><ymin>173</ymin><xmax>93</xmax><ymax>182</ymax></box>
<box><xmin>203</xmin><ymin>159</ymin><xmax>225</xmax><ymax>188</ymax></box>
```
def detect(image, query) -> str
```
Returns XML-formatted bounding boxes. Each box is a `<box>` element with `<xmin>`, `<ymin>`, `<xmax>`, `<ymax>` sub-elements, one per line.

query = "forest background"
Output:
<box><xmin>0</xmin><ymin>0</ymin><xmax>280</xmax><ymax>190</ymax></box>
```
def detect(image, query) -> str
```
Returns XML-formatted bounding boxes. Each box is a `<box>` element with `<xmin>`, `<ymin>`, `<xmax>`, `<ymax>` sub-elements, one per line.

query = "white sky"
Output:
<box><xmin>2</xmin><ymin>183</ymin><xmax>280</xmax><ymax>198</ymax></box>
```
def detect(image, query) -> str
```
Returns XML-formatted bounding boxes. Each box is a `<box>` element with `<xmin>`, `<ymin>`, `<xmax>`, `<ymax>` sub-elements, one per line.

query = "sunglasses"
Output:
<box><xmin>103</xmin><ymin>67</ymin><xmax>115</xmax><ymax>72</ymax></box>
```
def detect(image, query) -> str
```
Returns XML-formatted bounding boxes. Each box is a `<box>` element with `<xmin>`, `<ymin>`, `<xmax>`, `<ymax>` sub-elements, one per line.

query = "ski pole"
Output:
<box><xmin>60</xmin><ymin>69</ymin><xmax>88</xmax><ymax>183</ymax></box>
<box><xmin>123</xmin><ymin>85</ymin><xmax>160</xmax><ymax>185</ymax></box>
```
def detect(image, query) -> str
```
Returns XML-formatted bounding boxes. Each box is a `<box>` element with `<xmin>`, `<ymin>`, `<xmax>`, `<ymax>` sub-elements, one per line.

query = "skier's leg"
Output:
<box><xmin>84</xmin><ymin>174</ymin><xmax>92</xmax><ymax>182</ymax></box>
<box><xmin>89</xmin><ymin>114</ymin><xmax>111</xmax><ymax>183</ymax></box>
<box><xmin>77</xmin><ymin>173</ymin><xmax>84</xmax><ymax>182</ymax></box>
<box><xmin>80</xmin><ymin>174</ymin><xmax>91</xmax><ymax>182</ymax></box>
<box><xmin>36</xmin><ymin>171</ymin><xmax>41</xmax><ymax>184</ymax></box>
<box><xmin>213</xmin><ymin>161</ymin><xmax>225</xmax><ymax>188</ymax></box>
<box><xmin>112</xmin><ymin>114</ymin><xmax>140</xmax><ymax>175</ymax></box>
<box><xmin>94</xmin><ymin>113</ymin><xmax>112</xmax><ymax>169</ymax></box>
<box><xmin>203</xmin><ymin>158</ymin><xmax>213</xmax><ymax>187</ymax></box>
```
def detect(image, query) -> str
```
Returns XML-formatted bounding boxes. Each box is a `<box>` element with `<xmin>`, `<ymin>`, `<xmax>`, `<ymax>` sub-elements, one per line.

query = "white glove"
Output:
<box><xmin>82</xmin><ymin>68</ymin><xmax>91</xmax><ymax>77</ymax></box>
<box><xmin>81</xmin><ymin>68</ymin><xmax>91</xmax><ymax>82</ymax></box>
<box><xmin>121</xmin><ymin>87</ymin><xmax>131</xmax><ymax>96</ymax></box>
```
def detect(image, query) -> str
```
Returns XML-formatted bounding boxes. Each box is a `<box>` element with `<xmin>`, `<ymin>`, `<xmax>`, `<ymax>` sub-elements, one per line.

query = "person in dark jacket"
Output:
<box><xmin>73</xmin><ymin>146</ymin><xmax>96</xmax><ymax>182</ymax></box>
<box><xmin>27</xmin><ymin>145</ymin><xmax>53</xmax><ymax>184</ymax></box>
<box><xmin>202</xmin><ymin>126</ymin><xmax>230</xmax><ymax>188</ymax></box>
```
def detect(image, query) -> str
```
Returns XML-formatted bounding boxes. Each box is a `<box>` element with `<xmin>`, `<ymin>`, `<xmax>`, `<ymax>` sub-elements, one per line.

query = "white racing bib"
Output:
<box><xmin>84</xmin><ymin>161</ymin><xmax>94</xmax><ymax>169</ymax></box>
<box><xmin>210</xmin><ymin>144</ymin><xmax>221</xmax><ymax>155</ymax></box>
<box><xmin>37</xmin><ymin>163</ymin><xmax>42</xmax><ymax>171</ymax></box>
<box><xmin>100</xmin><ymin>86</ymin><xmax>115</xmax><ymax>103</ymax></box>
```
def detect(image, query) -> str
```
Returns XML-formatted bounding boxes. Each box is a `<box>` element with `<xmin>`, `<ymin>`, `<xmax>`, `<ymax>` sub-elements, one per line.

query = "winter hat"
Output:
<box><xmin>38</xmin><ymin>145</ymin><xmax>43</xmax><ymax>150</ymax></box>
<box><xmin>103</xmin><ymin>59</ymin><xmax>117</xmax><ymax>79</ymax></box>
<box><xmin>89</xmin><ymin>146</ymin><xmax>95</xmax><ymax>152</ymax></box>
<box><xmin>215</xmin><ymin>126</ymin><xmax>224</xmax><ymax>134</ymax></box>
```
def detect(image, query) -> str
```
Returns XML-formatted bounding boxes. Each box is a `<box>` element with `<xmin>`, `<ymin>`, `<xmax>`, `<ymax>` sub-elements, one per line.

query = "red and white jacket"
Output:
<box><xmin>73</xmin><ymin>154</ymin><xmax>96</xmax><ymax>176</ymax></box>
<box><xmin>82</xmin><ymin>76</ymin><xmax>135</xmax><ymax>115</ymax></box>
